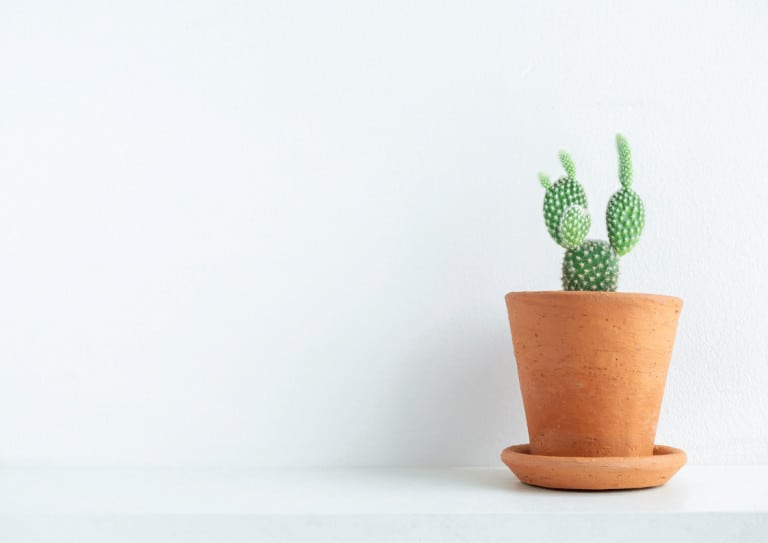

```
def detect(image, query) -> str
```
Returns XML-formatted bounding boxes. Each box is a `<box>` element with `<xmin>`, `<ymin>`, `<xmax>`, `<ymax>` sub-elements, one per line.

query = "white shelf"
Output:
<box><xmin>1</xmin><ymin>466</ymin><xmax>766</xmax><ymax>542</ymax></box>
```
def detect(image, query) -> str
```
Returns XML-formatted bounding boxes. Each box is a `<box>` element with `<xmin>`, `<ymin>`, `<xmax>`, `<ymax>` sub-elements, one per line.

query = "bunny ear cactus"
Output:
<box><xmin>539</xmin><ymin>134</ymin><xmax>644</xmax><ymax>291</ymax></box>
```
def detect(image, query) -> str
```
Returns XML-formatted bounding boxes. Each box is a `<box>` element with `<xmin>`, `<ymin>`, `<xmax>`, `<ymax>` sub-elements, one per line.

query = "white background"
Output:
<box><xmin>1</xmin><ymin>1</ymin><xmax>766</xmax><ymax>467</ymax></box>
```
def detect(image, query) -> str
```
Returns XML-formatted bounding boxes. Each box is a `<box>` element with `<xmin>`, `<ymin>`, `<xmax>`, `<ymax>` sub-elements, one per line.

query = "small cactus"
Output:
<box><xmin>538</xmin><ymin>134</ymin><xmax>645</xmax><ymax>291</ymax></box>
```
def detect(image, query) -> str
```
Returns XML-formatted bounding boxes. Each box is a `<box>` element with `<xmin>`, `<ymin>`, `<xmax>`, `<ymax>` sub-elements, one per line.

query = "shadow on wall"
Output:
<box><xmin>381</xmin><ymin>319</ymin><xmax>527</xmax><ymax>467</ymax></box>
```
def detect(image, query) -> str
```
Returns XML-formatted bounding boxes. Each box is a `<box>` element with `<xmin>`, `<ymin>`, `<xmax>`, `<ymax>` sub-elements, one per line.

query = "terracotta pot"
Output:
<box><xmin>505</xmin><ymin>291</ymin><xmax>682</xmax><ymax>458</ymax></box>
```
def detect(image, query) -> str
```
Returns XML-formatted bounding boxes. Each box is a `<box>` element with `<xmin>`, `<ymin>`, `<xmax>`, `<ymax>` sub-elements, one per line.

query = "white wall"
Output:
<box><xmin>1</xmin><ymin>0</ymin><xmax>766</xmax><ymax>467</ymax></box>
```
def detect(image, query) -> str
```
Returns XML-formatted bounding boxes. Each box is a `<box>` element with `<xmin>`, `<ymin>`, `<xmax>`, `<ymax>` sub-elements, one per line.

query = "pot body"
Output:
<box><xmin>505</xmin><ymin>291</ymin><xmax>682</xmax><ymax>457</ymax></box>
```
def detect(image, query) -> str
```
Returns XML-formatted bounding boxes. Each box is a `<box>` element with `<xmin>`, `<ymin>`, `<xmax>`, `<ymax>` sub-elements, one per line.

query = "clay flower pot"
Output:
<box><xmin>500</xmin><ymin>291</ymin><xmax>686</xmax><ymax>489</ymax></box>
<box><xmin>504</xmin><ymin>291</ymin><xmax>682</xmax><ymax>458</ymax></box>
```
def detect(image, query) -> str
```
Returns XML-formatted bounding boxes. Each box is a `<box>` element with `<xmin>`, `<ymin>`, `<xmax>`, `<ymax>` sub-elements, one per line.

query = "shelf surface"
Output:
<box><xmin>1</xmin><ymin>466</ymin><xmax>766</xmax><ymax>542</ymax></box>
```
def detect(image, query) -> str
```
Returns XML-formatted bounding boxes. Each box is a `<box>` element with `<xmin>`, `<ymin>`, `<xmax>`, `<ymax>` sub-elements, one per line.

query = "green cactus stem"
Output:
<box><xmin>562</xmin><ymin>239</ymin><xmax>619</xmax><ymax>291</ymax></box>
<box><xmin>606</xmin><ymin>134</ymin><xmax>645</xmax><ymax>256</ymax></box>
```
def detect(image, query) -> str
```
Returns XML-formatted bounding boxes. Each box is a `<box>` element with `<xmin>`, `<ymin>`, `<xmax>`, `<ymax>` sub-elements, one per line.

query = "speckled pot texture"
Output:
<box><xmin>505</xmin><ymin>291</ymin><xmax>683</xmax><ymax>458</ymax></box>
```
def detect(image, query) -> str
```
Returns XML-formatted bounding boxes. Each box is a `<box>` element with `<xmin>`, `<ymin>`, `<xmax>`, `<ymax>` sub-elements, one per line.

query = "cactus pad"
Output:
<box><xmin>558</xmin><ymin>150</ymin><xmax>576</xmax><ymax>179</ymax></box>
<box><xmin>616</xmin><ymin>134</ymin><xmax>633</xmax><ymax>189</ymax></box>
<box><xmin>558</xmin><ymin>204</ymin><xmax>591</xmax><ymax>249</ymax></box>
<box><xmin>606</xmin><ymin>188</ymin><xmax>645</xmax><ymax>256</ymax></box>
<box><xmin>543</xmin><ymin>178</ymin><xmax>588</xmax><ymax>246</ymax></box>
<box><xmin>561</xmin><ymin>239</ymin><xmax>619</xmax><ymax>291</ymax></box>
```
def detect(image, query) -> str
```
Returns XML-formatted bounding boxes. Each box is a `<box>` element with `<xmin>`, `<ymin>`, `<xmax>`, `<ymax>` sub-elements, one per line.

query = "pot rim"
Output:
<box><xmin>505</xmin><ymin>290</ymin><xmax>682</xmax><ymax>305</ymax></box>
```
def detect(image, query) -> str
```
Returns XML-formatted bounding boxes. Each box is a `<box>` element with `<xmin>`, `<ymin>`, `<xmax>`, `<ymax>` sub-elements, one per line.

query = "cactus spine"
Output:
<box><xmin>538</xmin><ymin>134</ymin><xmax>644</xmax><ymax>291</ymax></box>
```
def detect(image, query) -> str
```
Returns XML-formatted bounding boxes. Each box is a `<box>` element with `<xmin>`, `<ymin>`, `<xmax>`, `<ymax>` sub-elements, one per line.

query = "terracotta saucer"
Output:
<box><xmin>501</xmin><ymin>444</ymin><xmax>687</xmax><ymax>490</ymax></box>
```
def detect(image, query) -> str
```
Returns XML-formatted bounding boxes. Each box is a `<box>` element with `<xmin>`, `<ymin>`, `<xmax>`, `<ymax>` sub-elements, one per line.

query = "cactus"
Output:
<box><xmin>538</xmin><ymin>134</ymin><xmax>644</xmax><ymax>291</ymax></box>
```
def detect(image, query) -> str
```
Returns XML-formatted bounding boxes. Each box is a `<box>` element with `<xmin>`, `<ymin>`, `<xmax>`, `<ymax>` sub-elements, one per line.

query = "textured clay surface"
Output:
<box><xmin>501</xmin><ymin>444</ymin><xmax>687</xmax><ymax>490</ymax></box>
<box><xmin>505</xmin><ymin>291</ymin><xmax>683</xmax><ymax>458</ymax></box>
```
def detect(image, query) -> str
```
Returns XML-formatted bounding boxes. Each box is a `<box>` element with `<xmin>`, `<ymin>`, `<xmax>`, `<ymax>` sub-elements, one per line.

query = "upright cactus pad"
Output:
<box><xmin>606</xmin><ymin>135</ymin><xmax>645</xmax><ymax>256</ymax></box>
<box><xmin>616</xmin><ymin>134</ymin><xmax>633</xmax><ymax>189</ymax></box>
<box><xmin>558</xmin><ymin>204</ymin><xmax>591</xmax><ymax>249</ymax></box>
<box><xmin>541</xmin><ymin>151</ymin><xmax>589</xmax><ymax>248</ymax></box>
<box><xmin>558</xmin><ymin>150</ymin><xmax>576</xmax><ymax>179</ymax></box>
<box><xmin>562</xmin><ymin>239</ymin><xmax>619</xmax><ymax>291</ymax></box>
<box><xmin>606</xmin><ymin>189</ymin><xmax>645</xmax><ymax>256</ymax></box>
<box><xmin>537</xmin><ymin>134</ymin><xmax>644</xmax><ymax>291</ymax></box>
